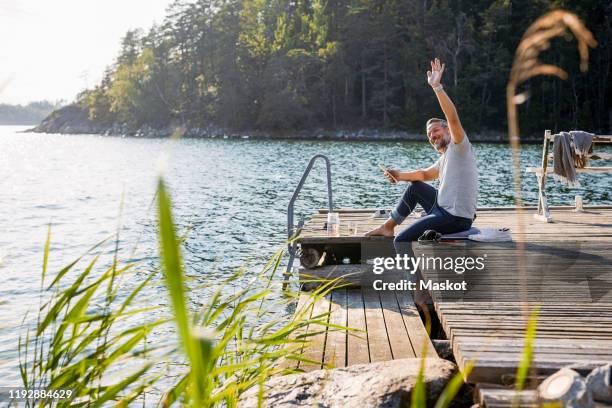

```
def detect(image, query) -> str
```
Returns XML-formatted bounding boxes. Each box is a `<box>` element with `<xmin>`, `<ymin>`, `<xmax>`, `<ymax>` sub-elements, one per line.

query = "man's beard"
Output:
<box><xmin>434</xmin><ymin>136</ymin><xmax>450</xmax><ymax>151</ymax></box>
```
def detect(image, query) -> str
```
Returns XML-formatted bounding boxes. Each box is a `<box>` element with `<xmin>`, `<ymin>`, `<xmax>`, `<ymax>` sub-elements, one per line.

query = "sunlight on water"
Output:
<box><xmin>0</xmin><ymin>126</ymin><xmax>610</xmax><ymax>384</ymax></box>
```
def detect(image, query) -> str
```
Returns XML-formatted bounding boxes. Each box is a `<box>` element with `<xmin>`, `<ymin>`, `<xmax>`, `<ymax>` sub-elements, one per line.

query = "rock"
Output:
<box><xmin>29</xmin><ymin>106</ymin><xmax>525</xmax><ymax>143</ymax></box>
<box><xmin>538</xmin><ymin>367</ymin><xmax>593</xmax><ymax>408</ymax></box>
<box><xmin>586</xmin><ymin>364</ymin><xmax>612</xmax><ymax>403</ymax></box>
<box><xmin>28</xmin><ymin>104</ymin><xmax>101</xmax><ymax>134</ymax></box>
<box><xmin>240</xmin><ymin>358</ymin><xmax>456</xmax><ymax>407</ymax></box>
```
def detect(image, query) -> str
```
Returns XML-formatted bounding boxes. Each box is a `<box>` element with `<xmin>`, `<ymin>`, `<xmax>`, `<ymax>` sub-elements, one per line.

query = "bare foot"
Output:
<box><xmin>365</xmin><ymin>224</ymin><xmax>395</xmax><ymax>237</ymax></box>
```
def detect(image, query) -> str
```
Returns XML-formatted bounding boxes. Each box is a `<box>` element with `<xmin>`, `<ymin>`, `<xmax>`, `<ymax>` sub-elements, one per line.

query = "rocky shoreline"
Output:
<box><xmin>28</xmin><ymin>104</ymin><xmax>541</xmax><ymax>143</ymax></box>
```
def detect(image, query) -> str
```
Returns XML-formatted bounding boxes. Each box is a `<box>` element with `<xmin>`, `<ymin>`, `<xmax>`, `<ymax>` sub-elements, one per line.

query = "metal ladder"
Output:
<box><xmin>284</xmin><ymin>155</ymin><xmax>333</xmax><ymax>289</ymax></box>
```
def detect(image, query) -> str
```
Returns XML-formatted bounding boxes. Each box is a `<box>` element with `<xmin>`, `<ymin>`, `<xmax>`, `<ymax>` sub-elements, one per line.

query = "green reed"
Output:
<box><xmin>17</xmin><ymin>176</ymin><xmax>334</xmax><ymax>407</ymax></box>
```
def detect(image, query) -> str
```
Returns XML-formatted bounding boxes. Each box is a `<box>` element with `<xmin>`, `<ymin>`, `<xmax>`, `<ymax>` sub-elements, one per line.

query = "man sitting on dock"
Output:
<box><xmin>366</xmin><ymin>58</ymin><xmax>478</xmax><ymax>251</ymax></box>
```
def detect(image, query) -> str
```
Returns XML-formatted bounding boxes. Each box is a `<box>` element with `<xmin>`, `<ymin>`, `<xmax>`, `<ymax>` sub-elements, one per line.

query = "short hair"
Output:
<box><xmin>426</xmin><ymin>118</ymin><xmax>448</xmax><ymax>129</ymax></box>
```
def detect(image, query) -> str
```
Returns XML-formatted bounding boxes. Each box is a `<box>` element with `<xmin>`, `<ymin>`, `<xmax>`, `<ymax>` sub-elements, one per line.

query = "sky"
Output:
<box><xmin>0</xmin><ymin>0</ymin><xmax>177</xmax><ymax>105</ymax></box>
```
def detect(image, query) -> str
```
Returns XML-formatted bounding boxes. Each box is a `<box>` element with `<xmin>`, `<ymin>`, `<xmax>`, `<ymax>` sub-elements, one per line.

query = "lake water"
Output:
<box><xmin>0</xmin><ymin>125</ymin><xmax>610</xmax><ymax>384</ymax></box>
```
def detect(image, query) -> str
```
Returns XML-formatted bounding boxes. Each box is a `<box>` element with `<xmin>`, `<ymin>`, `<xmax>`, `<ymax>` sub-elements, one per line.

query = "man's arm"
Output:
<box><xmin>427</xmin><ymin>58</ymin><xmax>465</xmax><ymax>144</ymax></box>
<box><xmin>385</xmin><ymin>164</ymin><xmax>439</xmax><ymax>183</ymax></box>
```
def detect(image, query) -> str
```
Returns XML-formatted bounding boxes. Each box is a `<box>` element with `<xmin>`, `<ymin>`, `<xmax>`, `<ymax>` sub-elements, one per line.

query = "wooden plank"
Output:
<box><xmin>548</xmin><ymin>152</ymin><xmax>612</xmax><ymax>161</ymax></box>
<box><xmin>462</xmin><ymin>358</ymin><xmax>606</xmax><ymax>383</ymax></box>
<box><xmin>379</xmin><ymin>291</ymin><xmax>416</xmax><ymax>359</ymax></box>
<box><xmin>299</xmin><ymin>264</ymin><xmax>369</xmax><ymax>289</ymax></box>
<box><xmin>476</xmin><ymin>385</ymin><xmax>541</xmax><ymax>408</ymax></box>
<box><xmin>396</xmin><ymin>290</ymin><xmax>437</xmax><ymax>358</ymax></box>
<box><xmin>323</xmin><ymin>288</ymin><xmax>348</xmax><ymax>368</ymax></box>
<box><xmin>282</xmin><ymin>292</ymin><xmax>313</xmax><ymax>370</ymax></box>
<box><xmin>478</xmin><ymin>386</ymin><xmax>612</xmax><ymax>408</ymax></box>
<box><xmin>299</xmin><ymin>293</ymin><xmax>331</xmax><ymax>372</ymax></box>
<box><xmin>526</xmin><ymin>166</ymin><xmax>612</xmax><ymax>174</ymax></box>
<box><xmin>445</xmin><ymin>336</ymin><xmax>612</xmax><ymax>347</ymax></box>
<box><xmin>459</xmin><ymin>350</ymin><xmax>612</xmax><ymax>361</ymax></box>
<box><xmin>346</xmin><ymin>288</ymin><xmax>369</xmax><ymax>365</ymax></box>
<box><xmin>362</xmin><ymin>289</ymin><xmax>393</xmax><ymax>362</ymax></box>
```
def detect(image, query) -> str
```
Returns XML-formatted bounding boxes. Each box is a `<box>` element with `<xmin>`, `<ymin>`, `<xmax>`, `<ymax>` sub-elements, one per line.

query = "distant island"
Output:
<box><xmin>31</xmin><ymin>1</ymin><xmax>611</xmax><ymax>140</ymax></box>
<box><xmin>0</xmin><ymin>101</ymin><xmax>61</xmax><ymax>125</ymax></box>
<box><xmin>32</xmin><ymin>103</ymin><xmax>521</xmax><ymax>142</ymax></box>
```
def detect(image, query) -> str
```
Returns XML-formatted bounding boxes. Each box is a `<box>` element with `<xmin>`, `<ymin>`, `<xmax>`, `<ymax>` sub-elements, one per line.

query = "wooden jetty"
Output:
<box><xmin>289</xmin><ymin>288</ymin><xmax>436</xmax><ymax>372</ymax></box>
<box><xmin>292</xmin><ymin>206</ymin><xmax>612</xmax><ymax>406</ymax></box>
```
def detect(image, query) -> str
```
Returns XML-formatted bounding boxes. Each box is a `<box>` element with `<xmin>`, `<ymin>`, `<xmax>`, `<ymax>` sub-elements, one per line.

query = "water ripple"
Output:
<box><xmin>0</xmin><ymin>126</ymin><xmax>610</xmax><ymax>384</ymax></box>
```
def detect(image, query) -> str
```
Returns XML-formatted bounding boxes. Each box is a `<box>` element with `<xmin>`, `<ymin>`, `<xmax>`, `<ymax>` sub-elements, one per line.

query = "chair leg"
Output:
<box><xmin>534</xmin><ymin>130</ymin><xmax>552</xmax><ymax>222</ymax></box>
<box><xmin>534</xmin><ymin>173</ymin><xmax>552</xmax><ymax>222</ymax></box>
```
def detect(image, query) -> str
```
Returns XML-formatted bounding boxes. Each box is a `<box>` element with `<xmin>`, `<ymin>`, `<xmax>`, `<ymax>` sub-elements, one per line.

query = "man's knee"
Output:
<box><xmin>404</xmin><ymin>180</ymin><xmax>429</xmax><ymax>199</ymax></box>
<box><xmin>402</xmin><ymin>180</ymin><xmax>425</xmax><ymax>200</ymax></box>
<box><xmin>406</xmin><ymin>180</ymin><xmax>426</xmax><ymax>192</ymax></box>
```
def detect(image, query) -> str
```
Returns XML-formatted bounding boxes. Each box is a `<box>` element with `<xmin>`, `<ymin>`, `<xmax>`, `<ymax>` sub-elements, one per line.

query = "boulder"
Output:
<box><xmin>30</xmin><ymin>104</ymin><xmax>103</xmax><ymax>134</ymax></box>
<box><xmin>240</xmin><ymin>358</ymin><xmax>456</xmax><ymax>407</ymax></box>
<box><xmin>586</xmin><ymin>364</ymin><xmax>612</xmax><ymax>403</ymax></box>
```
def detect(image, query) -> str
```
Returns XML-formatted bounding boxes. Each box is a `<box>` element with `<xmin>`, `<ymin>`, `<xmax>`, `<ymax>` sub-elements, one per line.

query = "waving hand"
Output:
<box><xmin>427</xmin><ymin>58</ymin><xmax>465</xmax><ymax>144</ymax></box>
<box><xmin>427</xmin><ymin>58</ymin><xmax>445</xmax><ymax>88</ymax></box>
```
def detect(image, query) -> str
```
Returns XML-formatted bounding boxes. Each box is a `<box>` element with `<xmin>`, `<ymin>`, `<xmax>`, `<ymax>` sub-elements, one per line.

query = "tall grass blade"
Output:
<box><xmin>515</xmin><ymin>306</ymin><xmax>539</xmax><ymax>394</ymax></box>
<box><xmin>157</xmin><ymin>178</ymin><xmax>210</xmax><ymax>406</ymax></box>
<box><xmin>42</xmin><ymin>225</ymin><xmax>51</xmax><ymax>284</ymax></box>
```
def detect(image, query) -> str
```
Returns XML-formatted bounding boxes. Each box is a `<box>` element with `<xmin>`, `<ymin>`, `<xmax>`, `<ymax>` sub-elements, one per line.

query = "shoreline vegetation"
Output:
<box><xmin>27</xmin><ymin>1</ymin><xmax>612</xmax><ymax>142</ymax></box>
<box><xmin>28</xmin><ymin>104</ymin><xmax>528</xmax><ymax>143</ymax></box>
<box><xmin>0</xmin><ymin>101</ymin><xmax>60</xmax><ymax>126</ymax></box>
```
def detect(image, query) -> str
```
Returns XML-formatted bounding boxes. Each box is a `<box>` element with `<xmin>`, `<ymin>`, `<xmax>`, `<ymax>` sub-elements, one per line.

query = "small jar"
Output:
<box><xmin>575</xmin><ymin>195</ymin><xmax>584</xmax><ymax>212</ymax></box>
<box><xmin>326</xmin><ymin>212</ymin><xmax>340</xmax><ymax>237</ymax></box>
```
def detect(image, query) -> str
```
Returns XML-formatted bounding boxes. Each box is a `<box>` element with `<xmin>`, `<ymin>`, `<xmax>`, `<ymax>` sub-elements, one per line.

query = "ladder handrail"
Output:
<box><xmin>287</xmin><ymin>154</ymin><xmax>333</xmax><ymax>242</ymax></box>
<box><xmin>284</xmin><ymin>155</ymin><xmax>333</xmax><ymax>287</ymax></box>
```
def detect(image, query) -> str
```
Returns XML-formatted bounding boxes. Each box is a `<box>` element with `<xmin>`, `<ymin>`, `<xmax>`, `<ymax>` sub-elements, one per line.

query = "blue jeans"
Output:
<box><xmin>390</xmin><ymin>181</ymin><xmax>473</xmax><ymax>253</ymax></box>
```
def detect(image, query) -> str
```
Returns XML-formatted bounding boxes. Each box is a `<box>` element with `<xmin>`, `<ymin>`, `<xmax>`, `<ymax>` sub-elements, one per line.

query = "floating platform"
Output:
<box><xmin>292</xmin><ymin>206</ymin><xmax>612</xmax><ymax>399</ymax></box>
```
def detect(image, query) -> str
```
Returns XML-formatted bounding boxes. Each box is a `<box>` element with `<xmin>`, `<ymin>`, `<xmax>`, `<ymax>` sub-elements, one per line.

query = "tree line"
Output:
<box><xmin>0</xmin><ymin>101</ymin><xmax>61</xmax><ymax>125</ymax></box>
<box><xmin>75</xmin><ymin>0</ymin><xmax>612</xmax><ymax>135</ymax></box>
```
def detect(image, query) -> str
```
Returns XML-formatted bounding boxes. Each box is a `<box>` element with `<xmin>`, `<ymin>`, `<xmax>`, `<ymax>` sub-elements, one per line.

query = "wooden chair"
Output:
<box><xmin>526</xmin><ymin>129</ymin><xmax>612</xmax><ymax>222</ymax></box>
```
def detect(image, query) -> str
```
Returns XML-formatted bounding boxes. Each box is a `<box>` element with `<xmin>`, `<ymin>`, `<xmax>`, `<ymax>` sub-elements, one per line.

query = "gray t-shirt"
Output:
<box><xmin>433</xmin><ymin>135</ymin><xmax>478</xmax><ymax>219</ymax></box>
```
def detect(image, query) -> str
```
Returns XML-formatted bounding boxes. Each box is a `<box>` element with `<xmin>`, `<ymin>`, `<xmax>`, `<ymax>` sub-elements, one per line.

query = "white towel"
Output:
<box><xmin>440</xmin><ymin>227</ymin><xmax>481</xmax><ymax>240</ymax></box>
<box><xmin>468</xmin><ymin>228</ymin><xmax>512</xmax><ymax>242</ymax></box>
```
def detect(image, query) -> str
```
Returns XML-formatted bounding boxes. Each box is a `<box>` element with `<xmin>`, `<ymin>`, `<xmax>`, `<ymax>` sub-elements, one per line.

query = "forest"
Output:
<box><xmin>74</xmin><ymin>0</ymin><xmax>612</xmax><ymax>135</ymax></box>
<box><xmin>0</xmin><ymin>101</ymin><xmax>59</xmax><ymax>125</ymax></box>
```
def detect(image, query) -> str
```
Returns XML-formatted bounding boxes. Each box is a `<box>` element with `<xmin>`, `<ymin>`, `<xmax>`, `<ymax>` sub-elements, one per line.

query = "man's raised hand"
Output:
<box><xmin>427</xmin><ymin>58</ymin><xmax>445</xmax><ymax>88</ymax></box>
